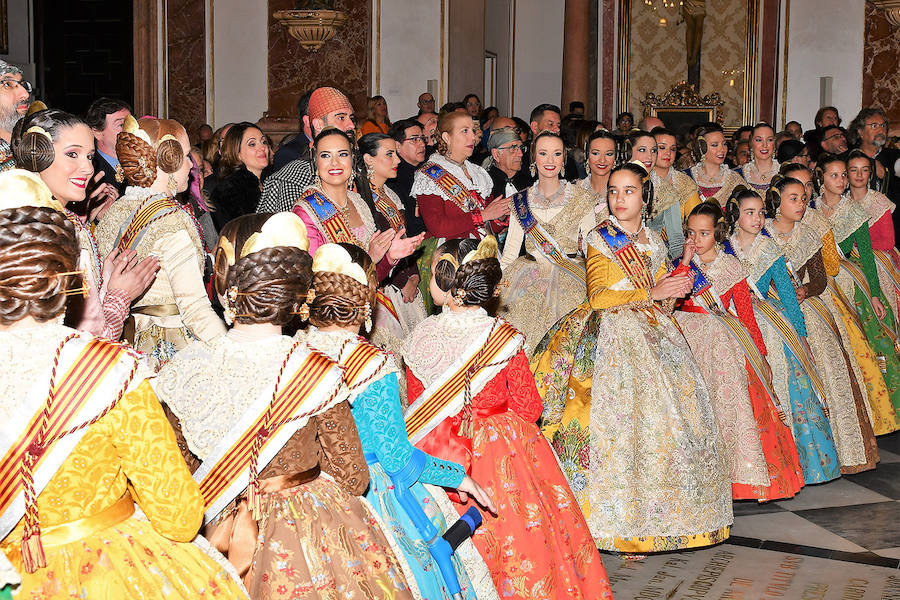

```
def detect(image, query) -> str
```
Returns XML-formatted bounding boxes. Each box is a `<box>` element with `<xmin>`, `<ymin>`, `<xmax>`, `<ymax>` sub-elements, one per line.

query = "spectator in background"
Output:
<box><xmin>210</xmin><ymin>121</ymin><xmax>271</xmax><ymax>230</ymax></box>
<box><xmin>615</xmin><ymin>111</ymin><xmax>634</xmax><ymax>135</ymax></box>
<box><xmin>568</xmin><ymin>101</ymin><xmax>585</xmax><ymax>118</ymax></box>
<box><xmin>361</xmin><ymin>95</ymin><xmax>391</xmax><ymax>135</ymax></box>
<box><xmin>417</xmin><ymin>111</ymin><xmax>439</xmax><ymax>157</ymax></box>
<box><xmin>815</xmin><ymin>106</ymin><xmax>842</xmax><ymax>128</ymax></box>
<box><xmin>439</xmin><ymin>101</ymin><xmax>466</xmax><ymax>115</ymax></box>
<box><xmin>0</xmin><ymin>59</ymin><xmax>30</xmax><ymax>172</ymax></box>
<box><xmin>417</xmin><ymin>91</ymin><xmax>435</xmax><ymax>115</ymax></box>
<box><xmin>638</xmin><ymin>115</ymin><xmax>664</xmax><ymax>131</ymax></box>
<box><xmin>197</xmin><ymin>123</ymin><xmax>213</xmax><ymax>144</ymax></box>
<box><xmin>486</xmin><ymin>126</ymin><xmax>529</xmax><ymax>198</ymax></box>
<box><xmin>804</xmin><ymin>106</ymin><xmax>842</xmax><ymax>156</ymax></box>
<box><xmin>732</xmin><ymin>125</ymin><xmax>753</xmax><ymax>147</ymax></box>
<box><xmin>819</xmin><ymin>125</ymin><xmax>848</xmax><ymax>155</ymax></box>
<box><xmin>777</xmin><ymin>139</ymin><xmax>810</xmax><ymax>168</ymax></box>
<box><xmin>386</xmin><ymin>118</ymin><xmax>428</xmax><ymax>236</ymax></box>
<box><xmin>85</xmin><ymin>97</ymin><xmax>131</xmax><ymax>195</ymax></box>
<box><xmin>463</xmin><ymin>93</ymin><xmax>482</xmax><ymax>119</ymax></box>
<box><xmin>785</xmin><ymin>120</ymin><xmax>803</xmax><ymax>140</ymax></box>
<box><xmin>570</xmin><ymin>120</ymin><xmax>603</xmax><ymax>179</ymax></box>
<box><xmin>847</xmin><ymin>108</ymin><xmax>900</xmax><ymax>220</ymax></box>
<box><xmin>258</xmin><ymin>86</ymin><xmax>356</xmax><ymax>213</ymax></box>
<box><xmin>529</xmin><ymin>103</ymin><xmax>578</xmax><ymax>180</ymax></box>
<box><xmin>273</xmin><ymin>89</ymin><xmax>312</xmax><ymax>170</ymax></box>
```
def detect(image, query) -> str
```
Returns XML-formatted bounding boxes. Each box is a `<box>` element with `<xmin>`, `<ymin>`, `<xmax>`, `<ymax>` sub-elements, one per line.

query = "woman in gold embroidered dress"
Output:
<box><xmin>532</xmin><ymin>162</ymin><xmax>732</xmax><ymax>552</ymax></box>
<box><xmin>0</xmin><ymin>170</ymin><xmax>245</xmax><ymax>599</ymax></box>
<box><xmin>685</xmin><ymin>123</ymin><xmax>747</xmax><ymax>207</ymax></box>
<box><xmin>155</xmin><ymin>213</ymin><xmax>415</xmax><ymax>599</ymax></box>
<box><xmin>95</xmin><ymin>116</ymin><xmax>225</xmax><ymax>369</ymax></box>
<box><xmin>498</xmin><ymin>131</ymin><xmax>595</xmax><ymax>350</ymax></box>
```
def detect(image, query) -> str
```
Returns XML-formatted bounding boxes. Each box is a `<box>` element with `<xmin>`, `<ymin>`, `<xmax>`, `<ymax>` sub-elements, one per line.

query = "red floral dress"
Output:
<box><xmin>407</xmin><ymin>351</ymin><xmax>613</xmax><ymax>600</ymax></box>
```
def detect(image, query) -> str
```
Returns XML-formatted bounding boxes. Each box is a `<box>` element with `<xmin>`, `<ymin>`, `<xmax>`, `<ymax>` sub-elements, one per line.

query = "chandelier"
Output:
<box><xmin>642</xmin><ymin>0</ymin><xmax>683</xmax><ymax>9</ymax></box>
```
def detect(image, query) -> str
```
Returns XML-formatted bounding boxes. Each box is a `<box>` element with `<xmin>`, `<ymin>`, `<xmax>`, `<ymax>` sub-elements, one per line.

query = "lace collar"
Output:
<box><xmin>729</xmin><ymin>230</ymin><xmax>782</xmax><ymax>283</ymax></box>
<box><xmin>740</xmin><ymin>159</ymin><xmax>780</xmax><ymax>185</ymax></box>
<box><xmin>690</xmin><ymin>162</ymin><xmax>730</xmax><ymax>187</ymax></box>
<box><xmin>764</xmin><ymin>218</ymin><xmax>822</xmax><ymax>271</ymax></box>
<box><xmin>855</xmin><ymin>188</ymin><xmax>895</xmax><ymax>226</ymax></box>
<box><xmin>649</xmin><ymin>170</ymin><xmax>679</xmax><ymax>216</ymax></box>
<box><xmin>695</xmin><ymin>251</ymin><xmax>747</xmax><ymax>295</ymax></box>
<box><xmin>402</xmin><ymin>306</ymin><xmax>496</xmax><ymax>387</ymax></box>
<box><xmin>411</xmin><ymin>152</ymin><xmax>493</xmax><ymax>199</ymax></box>
<box><xmin>528</xmin><ymin>180</ymin><xmax>576</xmax><ymax>210</ymax></box>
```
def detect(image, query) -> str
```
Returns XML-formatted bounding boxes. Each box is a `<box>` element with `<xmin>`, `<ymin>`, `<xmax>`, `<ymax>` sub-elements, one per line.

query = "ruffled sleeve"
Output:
<box><xmin>505</xmin><ymin>350</ymin><xmax>543</xmax><ymax>422</ymax></box>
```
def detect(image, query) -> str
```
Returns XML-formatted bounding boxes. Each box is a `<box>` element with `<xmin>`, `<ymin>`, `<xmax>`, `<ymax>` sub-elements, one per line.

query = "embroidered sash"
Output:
<box><xmin>298</xmin><ymin>188</ymin><xmax>358</xmax><ymax>245</ymax></box>
<box><xmin>678</xmin><ymin>259</ymin><xmax>779</xmax><ymax>403</ymax></box>
<box><xmin>405</xmin><ymin>320</ymin><xmax>523</xmax><ymax>445</ymax></box>
<box><xmin>194</xmin><ymin>345</ymin><xmax>343</xmax><ymax>522</ymax></box>
<box><xmin>0</xmin><ymin>337</ymin><xmax>136</xmax><ymax>541</ymax></box>
<box><xmin>420</xmin><ymin>163</ymin><xmax>486</xmax><ymax>213</ymax></box>
<box><xmin>115</xmin><ymin>197</ymin><xmax>180</xmax><ymax>251</ymax></box>
<box><xmin>840</xmin><ymin>252</ymin><xmax>900</xmax><ymax>338</ymax></box>
<box><xmin>873</xmin><ymin>250</ymin><xmax>900</xmax><ymax>299</ymax></box>
<box><xmin>596</xmin><ymin>220</ymin><xmax>655</xmax><ymax>290</ymax></box>
<box><xmin>374</xmin><ymin>192</ymin><xmax>405</xmax><ymax>230</ymax></box>
<box><xmin>511</xmin><ymin>189</ymin><xmax>586</xmax><ymax>285</ymax></box>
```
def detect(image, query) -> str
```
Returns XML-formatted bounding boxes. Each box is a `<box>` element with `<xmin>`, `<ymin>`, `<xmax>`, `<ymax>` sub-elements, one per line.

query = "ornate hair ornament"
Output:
<box><xmin>460</xmin><ymin>235</ymin><xmax>499</xmax><ymax>265</ymax></box>
<box><xmin>0</xmin><ymin>169</ymin><xmax>65</xmax><ymax>213</ymax></box>
<box><xmin>312</xmin><ymin>243</ymin><xmax>369</xmax><ymax>286</ymax></box>
<box><xmin>25</xmin><ymin>126</ymin><xmax>52</xmax><ymax>142</ymax></box>
<box><xmin>25</xmin><ymin>101</ymin><xmax>47</xmax><ymax>116</ymax></box>
<box><xmin>122</xmin><ymin>114</ymin><xmax>153</xmax><ymax>147</ymax></box>
<box><xmin>296</xmin><ymin>288</ymin><xmax>316</xmax><ymax>321</ymax></box>
<box><xmin>218</xmin><ymin>213</ymin><xmax>311</xmax><ymax>267</ymax></box>
<box><xmin>436</xmin><ymin>253</ymin><xmax>459</xmax><ymax>269</ymax></box>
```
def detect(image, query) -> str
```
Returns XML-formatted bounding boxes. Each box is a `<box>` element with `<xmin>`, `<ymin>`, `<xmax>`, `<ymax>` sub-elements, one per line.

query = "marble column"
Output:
<box><xmin>561</xmin><ymin>0</ymin><xmax>590</xmax><ymax>115</ymax></box>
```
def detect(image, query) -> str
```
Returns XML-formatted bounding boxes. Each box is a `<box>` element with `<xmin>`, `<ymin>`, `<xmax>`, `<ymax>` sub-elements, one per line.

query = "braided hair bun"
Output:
<box><xmin>309</xmin><ymin>243</ymin><xmax>377</xmax><ymax>329</ymax></box>
<box><xmin>433</xmin><ymin>238</ymin><xmax>503</xmax><ymax>307</ymax></box>
<box><xmin>116</xmin><ymin>117</ymin><xmax>186</xmax><ymax>187</ymax></box>
<box><xmin>0</xmin><ymin>206</ymin><xmax>79</xmax><ymax>325</ymax></box>
<box><xmin>11</xmin><ymin>109</ymin><xmax>86</xmax><ymax>173</ymax></box>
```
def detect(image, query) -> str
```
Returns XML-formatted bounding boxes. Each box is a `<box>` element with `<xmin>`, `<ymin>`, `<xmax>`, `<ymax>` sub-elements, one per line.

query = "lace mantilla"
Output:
<box><xmin>304</xmin><ymin>327</ymin><xmax>399</xmax><ymax>381</ymax></box>
<box><xmin>740</xmin><ymin>159</ymin><xmax>780</xmax><ymax>186</ymax></box>
<box><xmin>764</xmin><ymin>218</ymin><xmax>822</xmax><ymax>272</ymax></box>
<box><xmin>729</xmin><ymin>231</ymin><xmax>782</xmax><ymax>284</ymax></box>
<box><xmin>690</xmin><ymin>162</ymin><xmax>730</xmax><ymax>187</ymax></box>
<box><xmin>577</xmin><ymin>173</ymin><xmax>605</xmax><ymax>198</ymax></box>
<box><xmin>814</xmin><ymin>194</ymin><xmax>871</xmax><ymax>244</ymax></box>
<box><xmin>700</xmin><ymin>252</ymin><xmax>748</xmax><ymax>296</ymax></box>
<box><xmin>411</xmin><ymin>153</ymin><xmax>493</xmax><ymax>201</ymax></box>
<box><xmin>153</xmin><ymin>333</ymin><xmax>297</xmax><ymax>460</ymax></box>
<box><xmin>802</xmin><ymin>207</ymin><xmax>834</xmax><ymax>240</ymax></box>
<box><xmin>669</xmin><ymin>168</ymin><xmax>700</xmax><ymax>205</ymax></box>
<box><xmin>649</xmin><ymin>170</ymin><xmax>679</xmax><ymax>216</ymax></box>
<box><xmin>0</xmin><ymin>323</ymin><xmax>148</xmax><ymax>418</ymax></box>
<box><xmin>402</xmin><ymin>306</ymin><xmax>498</xmax><ymax>387</ymax></box>
<box><xmin>857</xmin><ymin>189</ymin><xmax>895</xmax><ymax>226</ymax></box>
<box><xmin>528</xmin><ymin>180</ymin><xmax>575</xmax><ymax>210</ymax></box>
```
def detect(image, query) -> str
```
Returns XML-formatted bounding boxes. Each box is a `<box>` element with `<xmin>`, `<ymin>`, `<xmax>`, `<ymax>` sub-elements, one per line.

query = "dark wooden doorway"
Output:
<box><xmin>33</xmin><ymin>0</ymin><xmax>135</xmax><ymax>116</ymax></box>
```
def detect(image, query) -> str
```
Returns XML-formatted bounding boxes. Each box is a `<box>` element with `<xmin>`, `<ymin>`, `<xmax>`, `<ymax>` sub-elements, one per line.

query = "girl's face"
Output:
<box><xmin>238</xmin><ymin>127</ymin><xmax>270</xmax><ymax>173</ymax></box>
<box><xmin>630</xmin><ymin>135</ymin><xmax>657</xmax><ymax>171</ymax></box>
<box><xmin>822</xmin><ymin>161</ymin><xmax>848</xmax><ymax>196</ymax></box>
<box><xmin>847</xmin><ymin>157</ymin><xmax>871</xmax><ymax>190</ymax></box>
<box><xmin>655</xmin><ymin>134</ymin><xmax>677</xmax><ymax>169</ymax></box>
<box><xmin>588</xmin><ymin>137</ymin><xmax>616</xmax><ymax>179</ymax></box>
<box><xmin>778</xmin><ymin>182</ymin><xmax>808</xmax><ymax>223</ymax></box>
<box><xmin>442</xmin><ymin>115</ymin><xmax>477</xmax><ymax>160</ymax></box>
<box><xmin>703</xmin><ymin>131</ymin><xmax>727</xmax><ymax>166</ymax></box>
<box><xmin>534</xmin><ymin>136</ymin><xmax>565</xmax><ymax>180</ymax></box>
<box><xmin>41</xmin><ymin>123</ymin><xmax>95</xmax><ymax>205</ymax></box>
<box><xmin>607</xmin><ymin>169</ymin><xmax>644</xmax><ymax>222</ymax></box>
<box><xmin>315</xmin><ymin>134</ymin><xmax>353</xmax><ymax>187</ymax></box>
<box><xmin>686</xmin><ymin>213</ymin><xmax>717</xmax><ymax>256</ymax></box>
<box><xmin>367</xmin><ymin>138</ymin><xmax>400</xmax><ymax>182</ymax></box>
<box><xmin>736</xmin><ymin>194</ymin><xmax>766</xmax><ymax>236</ymax></box>
<box><xmin>789</xmin><ymin>168</ymin><xmax>815</xmax><ymax>203</ymax></box>
<box><xmin>750</xmin><ymin>126</ymin><xmax>776</xmax><ymax>163</ymax></box>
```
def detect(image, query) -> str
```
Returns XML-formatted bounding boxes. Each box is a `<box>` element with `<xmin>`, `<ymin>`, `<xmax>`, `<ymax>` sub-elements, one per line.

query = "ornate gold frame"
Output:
<box><xmin>641</xmin><ymin>81</ymin><xmax>725</xmax><ymax>132</ymax></box>
<box><xmin>616</xmin><ymin>0</ymin><xmax>760</xmax><ymax>126</ymax></box>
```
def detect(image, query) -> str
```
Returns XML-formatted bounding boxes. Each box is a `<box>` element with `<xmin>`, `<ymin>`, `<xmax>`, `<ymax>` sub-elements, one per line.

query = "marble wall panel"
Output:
<box><xmin>863</xmin><ymin>1</ymin><xmax>900</xmax><ymax>125</ymax></box>
<box><xmin>166</xmin><ymin>0</ymin><xmax>206</xmax><ymax>141</ymax></box>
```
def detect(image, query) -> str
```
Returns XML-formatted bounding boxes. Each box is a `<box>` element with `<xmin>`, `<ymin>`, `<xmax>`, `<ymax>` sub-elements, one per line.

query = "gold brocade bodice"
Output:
<box><xmin>585</xmin><ymin>227</ymin><xmax>668</xmax><ymax>311</ymax></box>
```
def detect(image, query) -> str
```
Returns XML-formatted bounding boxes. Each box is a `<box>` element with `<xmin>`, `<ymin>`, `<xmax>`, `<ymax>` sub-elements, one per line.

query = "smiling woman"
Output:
<box><xmin>209</xmin><ymin>122</ymin><xmax>272</xmax><ymax>231</ymax></box>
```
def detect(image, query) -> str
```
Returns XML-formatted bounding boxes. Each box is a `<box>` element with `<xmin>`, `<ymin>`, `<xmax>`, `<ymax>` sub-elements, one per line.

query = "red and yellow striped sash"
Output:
<box><xmin>0</xmin><ymin>340</ymin><xmax>124</xmax><ymax>515</ymax></box>
<box><xmin>198</xmin><ymin>351</ymin><xmax>335</xmax><ymax>509</ymax></box>
<box><xmin>375</xmin><ymin>290</ymin><xmax>399</xmax><ymax>324</ymax></box>
<box><xmin>615</xmin><ymin>243</ymin><xmax>655</xmax><ymax>290</ymax></box>
<box><xmin>342</xmin><ymin>340</ymin><xmax>385</xmax><ymax>389</ymax></box>
<box><xmin>420</xmin><ymin>163</ymin><xmax>486</xmax><ymax>213</ymax></box>
<box><xmin>374</xmin><ymin>194</ymin><xmax>405</xmax><ymax>230</ymax></box>
<box><xmin>117</xmin><ymin>198</ymin><xmax>178</xmax><ymax>251</ymax></box>
<box><xmin>755</xmin><ymin>300</ymin><xmax>827</xmax><ymax>401</ymax></box>
<box><xmin>405</xmin><ymin>322</ymin><xmax>518</xmax><ymax>441</ymax></box>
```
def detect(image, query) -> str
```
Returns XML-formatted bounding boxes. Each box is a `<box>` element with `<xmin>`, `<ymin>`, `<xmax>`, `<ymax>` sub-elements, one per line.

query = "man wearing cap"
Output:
<box><xmin>257</xmin><ymin>86</ymin><xmax>356</xmax><ymax>213</ymax></box>
<box><xmin>485</xmin><ymin>126</ymin><xmax>530</xmax><ymax>199</ymax></box>
<box><xmin>0</xmin><ymin>60</ymin><xmax>32</xmax><ymax>172</ymax></box>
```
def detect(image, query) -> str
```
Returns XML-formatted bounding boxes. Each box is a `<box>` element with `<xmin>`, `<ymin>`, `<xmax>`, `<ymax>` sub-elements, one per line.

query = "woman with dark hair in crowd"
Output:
<box><xmin>12</xmin><ymin>108</ymin><xmax>158</xmax><ymax>340</ymax></box>
<box><xmin>722</xmin><ymin>185</ymin><xmax>842</xmax><ymax>483</ymax></box>
<box><xmin>736</xmin><ymin>123</ymin><xmax>781</xmax><ymax>191</ymax></box>
<box><xmin>652</xmin><ymin>127</ymin><xmax>701</xmax><ymax>252</ymax></box>
<box><xmin>569</xmin><ymin>119</ymin><xmax>602</xmax><ymax>179</ymax></box>
<box><xmin>686</xmin><ymin>122</ymin><xmax>748</xmax><ymax>206</ymax></box>
<box><xmin>532</xmin><ymin>162</ymin><xmax>732</xmax><ymax>553</ymax></box>
<box><xmin>462</xmin><ymin>93</ymin><xmax>482</xmax><ymax>120</ymax></box>
<box><xmin>673</xmin><ymin>201</ymin><xmax>804</xmax><ymax>501</ymax></box>
<box><xmin>156</xmin><ymin>213</ymin><xmax>415</xmax><ymax>598</ymax></box>
<box><xmin>304</xmin><ymin>242</ymin><xmax>498</xmax><ymax>600</ymax></box>
<box><xmin>766</xmin><ymin>173</ymin><xmax>880</xmax><ymax>473</ymax></box>
<box><xmin>403</xmin><ymin>236</ymin><xmax>612</xmax><ymax>598</ymax></box>
<box><xmin>576</xmin><ymin>128</ymin><xmax>622</xmax><ymax>237</ymax></box>
<box><xmin>777</xmin><ymin>139</ymin><xmax>811</xmax><ymax>168</ymax></box>
<box><xmin>498</xmin><ymin>130</ymin><xmax>595</xmax><ymax>349</ymax></box>
<box><xmin>361</xmin><ymin>95</ymin><xmax>391</xmax><ymax>135</ymax></box>
<box><xmin>209</xmin><ymin>121</ymin><xmax>271</xmax><ymax>230</ymax></box>
<box><xmin>95</xmin><ymin>115</ymin><xmax>225</xmax><ymax>369</ymax></box>
<box><xmin>0</xmin><ymin>169</ymin><xmax>246</xmax><ymax>599</ymax></box>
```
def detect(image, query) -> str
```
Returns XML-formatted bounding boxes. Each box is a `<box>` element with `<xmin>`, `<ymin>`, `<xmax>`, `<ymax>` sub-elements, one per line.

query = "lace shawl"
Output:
<box><xmin>411</xmin><ymin>153</ymin><xmax>493</xmax><ymax>201</ymax></box>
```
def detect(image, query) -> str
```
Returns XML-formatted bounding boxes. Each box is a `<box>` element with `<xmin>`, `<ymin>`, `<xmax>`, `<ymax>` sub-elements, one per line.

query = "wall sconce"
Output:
<box><xmin>273</xmin><ymin>3</ymin><xmax>348</xmax><ymax>52</ymax></box>
<box><xmin>871</xmin><ymin>0</ymin><xmax>900</xmax><ymax>27</ymax></box>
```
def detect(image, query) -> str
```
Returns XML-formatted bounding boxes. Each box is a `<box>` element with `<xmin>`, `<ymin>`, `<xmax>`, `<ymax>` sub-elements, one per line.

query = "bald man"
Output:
<box><xmin>638</xmin><ymin>116</ymin><xmax>665</xmax><ymax>131</ymax></box>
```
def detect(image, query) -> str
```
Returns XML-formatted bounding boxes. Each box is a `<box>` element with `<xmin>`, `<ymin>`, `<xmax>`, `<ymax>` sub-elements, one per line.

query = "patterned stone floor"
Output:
<box><xmin>603</xmin><ymin>431</ymin><xmax>900</xmax><ymax>599</ymax></box>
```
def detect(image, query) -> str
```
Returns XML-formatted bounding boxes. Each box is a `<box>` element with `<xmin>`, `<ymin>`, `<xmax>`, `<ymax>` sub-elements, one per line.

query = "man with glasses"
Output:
<box><xmin>386</xmin><ymin>118</ymin><xmax>428</xmax><ymax>236</ymax></box>
<box><xmin>849</xmin><ymin>108</ymin><xmax>900</xmax><ymax>227</ymax></box>
<box><xmin>819</xmin><ymin>125</ymin><xmax>848</xmax><ymax>155</ymax></box>
<box><xmin>0</xmin><ymin>60</ymin><xmax>31</xmax><ymax>172</ymax></box>
<box><xmin>486</xmin><ymin>127</ymin><xmax>529</xmax><ymax>199</ymax></box>
<box><xmin>257</xmin><ymin>86</ymin><xmax>356</xmax><ymax>213</ymax></box>
<box><xmin>416</xmin><ymin>92</ymin><xmax>435</xmax><ymax>116</ymax></box>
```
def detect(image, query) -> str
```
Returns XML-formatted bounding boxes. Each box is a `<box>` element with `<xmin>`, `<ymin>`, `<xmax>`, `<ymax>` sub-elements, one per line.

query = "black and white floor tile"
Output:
<box><xmin>603</xmin><ymin>432</ymin><xmax>900</xmax><ymax>599</ymax></box>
